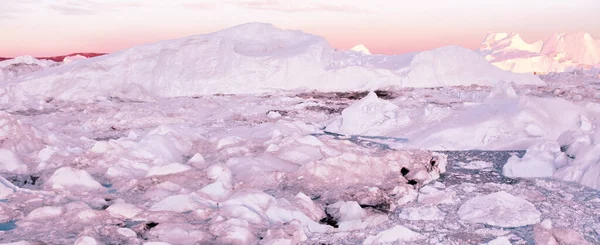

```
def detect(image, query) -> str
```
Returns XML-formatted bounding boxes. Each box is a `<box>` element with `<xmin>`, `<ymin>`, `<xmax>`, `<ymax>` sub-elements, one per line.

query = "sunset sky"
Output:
<box><xmin>1</xmin><ymin>0</ymin><xmax>599</xmax><ymax>57</ymax></box>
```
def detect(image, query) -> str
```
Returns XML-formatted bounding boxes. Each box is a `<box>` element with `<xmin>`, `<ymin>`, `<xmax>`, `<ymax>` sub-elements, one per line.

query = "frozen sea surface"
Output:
<box><xmin>303</xmin><ymin>148</ymin><xmax>600</xmax><ymax>244</ymax></box>
<box><xmin>1</xmin><ymin>78</ymin><xmax>600</xmax><ymax>244</ymax></box>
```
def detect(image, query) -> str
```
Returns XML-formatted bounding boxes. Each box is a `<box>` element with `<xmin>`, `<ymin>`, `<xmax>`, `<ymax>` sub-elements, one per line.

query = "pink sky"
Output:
<box><xmin>1</xmin><ymin>0</ymin><xmax>599</xmax><ymax>57</ymax></box>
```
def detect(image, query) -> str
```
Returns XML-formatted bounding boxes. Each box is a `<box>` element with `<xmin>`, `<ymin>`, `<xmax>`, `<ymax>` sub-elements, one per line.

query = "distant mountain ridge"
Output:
<box><xmin>0</xmin><ymin>53</ymin><xmax>106</xmax><ymax>62</ymax></box>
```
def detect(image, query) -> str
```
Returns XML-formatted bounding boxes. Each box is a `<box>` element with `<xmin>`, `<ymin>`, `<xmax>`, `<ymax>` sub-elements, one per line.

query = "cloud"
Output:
<box><xmin>226</xmin><ymin>0</ymin><xmax>373</xmax><ymax>13</ymax></box>
<box><xmin>50</xmin><ymin>4</ymin><xmax>99</xmax><ymax>15</ymax></box>
<box><xmin>49</xmin><ymin>0</ymin><xmax>142</xmax><ymax>15</ymax></box>
<box><xmin>0</xmin><ymin>0</ymin><xmax>41</xmax><ymax>19</ymax></box>
<box><xmin>181</xmin><ymin>2</ymin><xmax>218</xmax><ymax>9</ymax></box>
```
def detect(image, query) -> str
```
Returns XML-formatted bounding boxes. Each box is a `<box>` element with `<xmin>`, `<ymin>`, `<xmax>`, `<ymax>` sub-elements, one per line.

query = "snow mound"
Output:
<box><xmin>2</xmin><ymin>23</ymin><xmax>543</xmax><ymax>102</ymax></box>
<box><xmin>350</xmin><ymin>44</ymin><xmax>371</xmax><ymax>55</ymax></box>
<box><xmin>458</xmin><ymin>191</ymin><xmax>541</xmax><ymax>227</ymax></box>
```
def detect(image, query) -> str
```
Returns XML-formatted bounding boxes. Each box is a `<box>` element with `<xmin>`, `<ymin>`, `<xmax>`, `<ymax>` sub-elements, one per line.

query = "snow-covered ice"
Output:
<box><xmin>458</xmin><ymin>191</ymin><xmax>541</xmax><ymax>227</ymax></box>
<box><xmin>479</xmin><ymin>32</ymin><xmax>600</xmax><ymax>74</ymax></box>
<box><xmin>362</xmin><ymin>225</ymin><xmax>425</xmax><ymax>244</ymax></box>
<box><xmin>350</xmin><ymin>44</ymin><xmax>371</xmax><ymax>55</ymax></box>
<box><xmin>0</xmin><ymin>23</ymin><xmax>543</xmax><ymax>102</ymax></box>
<box><xmin>62</xmin><ymin>54</ymin><xmax>88</xmax><ymax>64</ymax></box>
<box><xmin>0</xmin><ymin>23</ymin><xmax>599</xmax><ymax>244</ymax></box>
<box><xmin>46</xmin><ymin>167</ymin><xmax>104</xmax><ymax>192</ymax></box>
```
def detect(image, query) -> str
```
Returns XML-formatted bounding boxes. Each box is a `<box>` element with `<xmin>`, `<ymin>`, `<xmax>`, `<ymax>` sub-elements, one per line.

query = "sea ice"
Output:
<box><xmin>46</xmin><ymin>167</ymin><xmax>103</xmax><ymax>192</ymax></box>
<box><xmin>362</xmin><ymin>225</ymin><xmax>425</xmax><ymax>244</ymax></box>
<box><xmin>458</xmin><ymin>191</ymin><xmax>541</xmax><ymax>227</ymax></box>
<box><xmin>398</xmin><ymin>205</ymin><xmax>445</xmax><ymax>221</ymax></box>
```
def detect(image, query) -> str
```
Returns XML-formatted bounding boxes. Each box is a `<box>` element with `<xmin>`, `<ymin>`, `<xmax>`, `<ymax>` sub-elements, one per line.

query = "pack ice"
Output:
<box><xmin>0</xmin><ymin>23</ymin><xmax>598</xmax><ymax>244</ymax></box>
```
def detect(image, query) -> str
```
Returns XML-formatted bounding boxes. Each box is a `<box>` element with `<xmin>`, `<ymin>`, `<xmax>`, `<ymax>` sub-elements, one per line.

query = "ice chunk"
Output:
<box><xmin>552</xmin><ymin>228</ymin><xmax>593</xmax><ymax>245</ymax></box>
<box><xmin>0</xmin><ymin>241</ymin><xmax>32</xmax><ymax>245</ymax></box>
<box><xmin>554</xmin><ymin>142</ymin><xmax>600</xmax><ymax>190</ymax></box>
<box><xmin>533</xmin><ymin>219</ymin><xmax>593</xmax><ymax>245</ymax></box>
<box><xmin>580</xmin><ymin>115</ymin><xmax>593</xmax><ymax>131</ymax></box>
<box><xmin>457</xmin><ymin>160</ymin><xmax>494</xmax><ymax>170</ymax></box>
<box><xmin>326</xmin><ymin>91</ymin><xmax>407</xmax><ymax>135</ymax></box>
<box><xmin>398</xmin><ymin>205</ymin><xmax>445</xmax><ymax>221</ymax></box>
<box><xmin>46</xmin><ymin>167</ymin><xmax>103</xmax><ymax>192</ymax></box>
<box><xmin>217</xmin><ymin>136</ymin><xmax>244</xmax><ymax>150</ymax></box>
<box><xmin>208</xmin><ymin>219</ymin><xmax>256</xmax><ymax>244</ymax></box>
<box><xmin>363</xmin><ymin>225</ymin><xmax>425</xmax><ymax>244</ymax></box>
<box><xmin>106</xmin><ymin>202</ymin><xmax>142</xmax><ymax>219</ymax></box>
<box><xmin>25</xmin><ymin>206</ymin><xmax>63</xmax><ymax>220</ymax></box>
<box><xmin>407</xmin><ymin>96</ymin><xmax>586</xmax><ymax>150</ymax></box>
<box><xmin>199</xmin><ymin>181</ymin><xmax>231</xmax><ymax>201</ymax></box>
<box><xmin>220</xmin><ymin>189</ymin><xmax>331</xmax><ymax>233</ymax></box>
<box><xmin>417</xmin><ymin>188</ymin><xmax>455</xmax><ymax>205</ymax></box>
<box><xmin>326</xmin><ymin>201</ymin><xmax>388</xmax><ymax>231</ymax></box>
<box><xmin>295</xmin><ymin>135</ymin><xmax>323</xmax><ymax>146</ymax></box>
<box><xmin>0</xmin><ymin>182</ymin><xmax>13</xmax><ymax>199</ymax></box>
<box><xmin>149</xmin><ymin>223</ymin><xmax>207</xmax><ymax>244</ymax></box>
<box><xmin>150</xmin><ymin>193</ymin><xmax>208</xmax><ymax>212</ymax></box>
<box><xmin>205</xmin><ymin>165</ymin><xmax>232</xmax><ymax>184</ymax></box>
<box><xmin>293</xmin><ymin>192</ymin><xmax>325</xmax><ymax>221</ymax></box>
<box><xmin>487</xmin><ymin>236</ymin><xmax>512</xmax><ymax>245</ymax></box>
<box><xmin>328</xmin><ymin>201</ymin><xmax>367</xmax><ymax>222</ymax></box>
<box><xmin>187</xmin><ymin>153</ymin><xmax>206</xmax><ymax>168</ymax></box>
<box><xmin>485</xmin><ymin>81</ymin><xmax>517</xmax><ymax>101</ymax></box>
<box><xmin>267</xmin><ymin>110</ymin><xmax>281</xmax><ymax>119</ymax></box>
<box><xmin>503</xmin><ymin>141</ymin><xmax>560</xmax><ymax>178</ymax></box>
<box><xmin>74</xmin><ymin>236</ymin><xmax>101</xmax><ymax>245</ymax></box>
<box><xmin>458</xmin><ymin>191</ymin><xmax>541</xmax><ymax>227</ymax></box>
<box><xmin>117</xmin><ymin>228</ymin><xmax>137</xmax><ymax>238</ymax></box>
<box><xmin>0</xmin><ymin>149</ymin><xmax>28</xmax><ymax>174</ymax></box>
<box><xmin>146</xmin><ymin>163</ymin><xmax>191</xmax><ymax>177</ymax></box>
